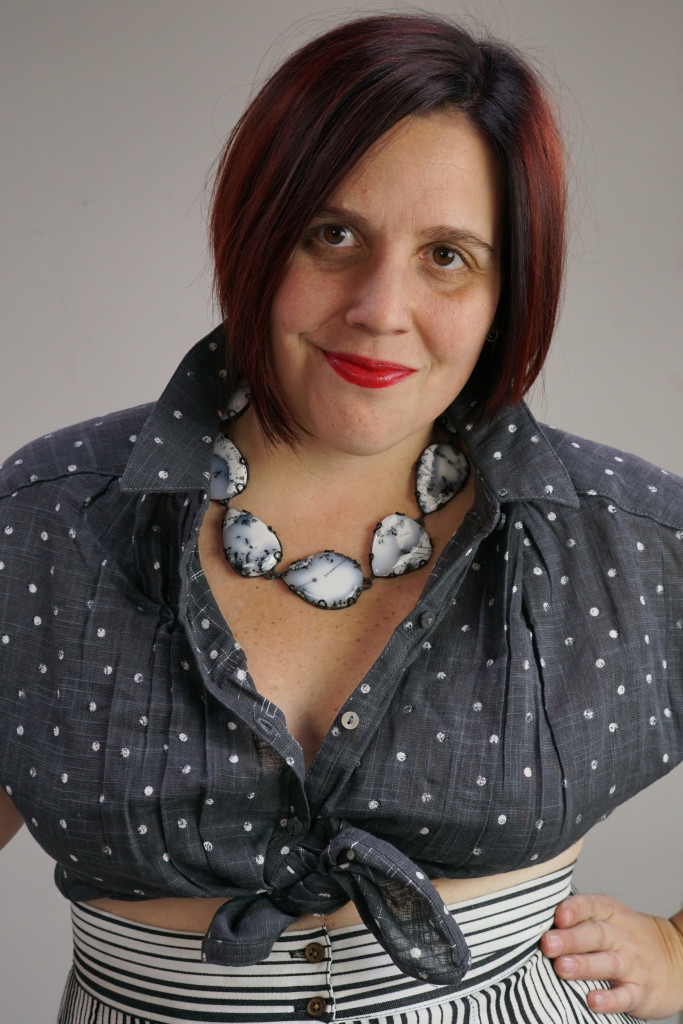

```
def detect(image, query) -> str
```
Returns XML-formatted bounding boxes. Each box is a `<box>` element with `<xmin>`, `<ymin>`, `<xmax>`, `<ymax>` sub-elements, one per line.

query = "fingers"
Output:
<box><xmin>541</xmin><ymin>918</ymin><xmax>618</xmax><ymax>960</ymax></box>
<box><xmin>552</xmin><ymin>892</ymin><xmax>618</xmax><ymax>929</ymax></box>
<box><xmin>586</xmin><ymin>982</ymin><xmax>642</xmax><ymax>1016</ymax></box>
<box><xmin>551</xmin><ymin>948</ymin><xmax>624</xmax><ymax>981</ymax></box>
<box><xmin>541</xmin><ymin>896</ymin><xmax>683</xmax><ymax>1018</ymax></box>
<box><xmin>551</xmin><ymin>948</ymin><xmax>644</xmax><ymax>1015</ymax></box>
<box><xmin>543</xmin><ymin>938</ymin><xmax>644</xmax><ymax>1016</ymax></box>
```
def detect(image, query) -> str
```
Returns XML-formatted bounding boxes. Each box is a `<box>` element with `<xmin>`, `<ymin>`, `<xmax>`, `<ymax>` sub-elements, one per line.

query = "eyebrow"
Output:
<box><xmin>421</xmin><ymin>225</ymin><xmax>496</xmax><ymax>257</ymax></box>
<box><xmin>310</xmin><ymin>206</ymin><xmax>496</xmax><ymax>257</ymax></box>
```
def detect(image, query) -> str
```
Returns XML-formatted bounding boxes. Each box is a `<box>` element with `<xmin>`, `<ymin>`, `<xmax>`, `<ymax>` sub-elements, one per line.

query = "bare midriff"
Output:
<box><xmin>88</xmin><ymin>839</ymin><xmax>582</xmax><ymax>934</ymax></box>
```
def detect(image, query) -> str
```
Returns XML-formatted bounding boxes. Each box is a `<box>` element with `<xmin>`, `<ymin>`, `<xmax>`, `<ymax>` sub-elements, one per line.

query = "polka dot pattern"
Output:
<box><xmin>0</xmin><ymin>331</ymin><xmax>680</xmax><ymax>972</ymax></box>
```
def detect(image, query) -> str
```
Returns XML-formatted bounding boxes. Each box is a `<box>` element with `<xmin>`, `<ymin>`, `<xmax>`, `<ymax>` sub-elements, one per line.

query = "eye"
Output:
<box><xmin>430</xmin><ymin>245</ymin><xmax>466</xmax><ymax>269</ymax></box>
<box><xmin>318</xmin><ymin>224</ymin><xmax>356</xmax><ymax>247</ymax></box>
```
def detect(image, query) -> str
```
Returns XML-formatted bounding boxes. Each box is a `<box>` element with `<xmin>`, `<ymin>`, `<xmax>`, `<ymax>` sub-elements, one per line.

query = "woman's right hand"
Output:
<box><xmin>0</xmin><ymin>787</ymin><xmax>24</xmax><ymax>850</ymax></box>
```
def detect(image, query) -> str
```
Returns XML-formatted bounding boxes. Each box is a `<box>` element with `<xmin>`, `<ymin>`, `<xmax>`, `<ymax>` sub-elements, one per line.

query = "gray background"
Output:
<box><xmin>1</xmin><ymin>1</ymin><xmax>681</xmax><ymax>1020</ymax></box>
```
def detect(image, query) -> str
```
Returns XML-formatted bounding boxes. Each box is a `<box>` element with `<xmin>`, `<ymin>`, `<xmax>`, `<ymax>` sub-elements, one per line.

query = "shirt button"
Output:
<box><xmin>287</xmin><ymin>816</ymin><xmax>304</xmax><ymax>836</ymax></box>
<box><xmin>304</xmin><ymin>941</ymin><xmax>325</xmax><ymax>963</ymax></box>
<box><xmin>341</xmin><ymin>711</ymin><xmax>360</xmax><ymax>730</ymax></box>
<box><xmin>419</xmin><ymin>611</ymin><xmax>435</xmax><ymax>628</ymax></box>
<box><xmin>306</xmin><ymin>996</ymin><xmax>327</xmax><ymax>1018</ymax></box>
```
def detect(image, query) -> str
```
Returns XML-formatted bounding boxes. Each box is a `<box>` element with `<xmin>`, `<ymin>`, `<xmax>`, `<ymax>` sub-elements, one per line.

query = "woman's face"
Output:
<box><xmin>269</xmin><ymin>110</ymin><xmax>502</xmax><ymax>458</ymax></box>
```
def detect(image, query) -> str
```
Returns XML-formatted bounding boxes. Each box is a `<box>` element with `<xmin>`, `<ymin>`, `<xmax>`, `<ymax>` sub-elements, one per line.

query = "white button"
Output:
<box><xmin>341</xmin><ymin>711</ymin><xmax>360</xmax><ymax>730</ymax></box>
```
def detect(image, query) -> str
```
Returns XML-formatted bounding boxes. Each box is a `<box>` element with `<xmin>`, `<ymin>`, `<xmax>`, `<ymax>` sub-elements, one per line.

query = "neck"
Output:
<box><xmin>211</xmin><ymin>403</ymin><xmax>470</xmax><ymax>604</ymax></box>
<box><xmin>228</xmin><ymin>408</ymin><xmax>438</xmax><ymax>519</ymax></box>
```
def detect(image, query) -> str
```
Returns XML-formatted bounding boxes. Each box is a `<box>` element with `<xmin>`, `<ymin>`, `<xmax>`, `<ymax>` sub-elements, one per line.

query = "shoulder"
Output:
<box><xmin>539</xmin><ymin>423</ymin><xmax>682</xmax><ymax>533</ymax></box>
<box><xmin>0</xmin><ymin>404</ymin><xmax>153</xmax><ymax>501</ymax></box>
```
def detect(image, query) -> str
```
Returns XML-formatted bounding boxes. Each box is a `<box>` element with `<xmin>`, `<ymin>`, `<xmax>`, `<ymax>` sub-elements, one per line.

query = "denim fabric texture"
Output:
<box><xmin>1</xmin><ymin>328</ymin><xmax>681</xmax><ymax>983</ymax></box>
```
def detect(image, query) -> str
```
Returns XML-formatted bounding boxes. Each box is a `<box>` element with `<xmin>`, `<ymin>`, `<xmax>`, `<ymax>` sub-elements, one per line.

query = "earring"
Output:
<box><xmin>486</xmin><ymin>328</ymin><xmax>498</xmax><ymax>343</ymax></box>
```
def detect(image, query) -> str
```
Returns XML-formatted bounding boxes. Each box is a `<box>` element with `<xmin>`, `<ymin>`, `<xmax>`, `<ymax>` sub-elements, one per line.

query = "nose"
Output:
<box><xmin>344</xmin><ymin>256</ymin><xmax>413</xmax><ymax>336</ymax></box>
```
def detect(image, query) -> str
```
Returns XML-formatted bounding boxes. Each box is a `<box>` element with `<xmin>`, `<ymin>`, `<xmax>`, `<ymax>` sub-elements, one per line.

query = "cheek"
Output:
<box><xmin>270</xmin><ymin>283</ymin><xmax>301</xmax><ymax>338</ymax></box>
<box><xmin>271</xmin><ymin>264</ymin><xmax>337</xmax><ymax>337</ymax></box>
<box><xmin>425</xmin><ymin>299</ymin><xmax>493</xmax><ymax>366</ymax></box>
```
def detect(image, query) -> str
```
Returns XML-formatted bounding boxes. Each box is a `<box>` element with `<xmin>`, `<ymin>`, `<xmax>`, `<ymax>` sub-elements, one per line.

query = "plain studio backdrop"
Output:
<box><xmin>1</xmin><ymin>1</ymin><xmax>681</xmax><ymax>1021</ymax></box>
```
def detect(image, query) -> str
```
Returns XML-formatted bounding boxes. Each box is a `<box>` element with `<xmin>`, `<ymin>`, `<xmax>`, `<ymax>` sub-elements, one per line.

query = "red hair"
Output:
<box><xmin>210</xmin><ymin>15</ymin><xmax>566</xmax><ymax>443</ymax></box>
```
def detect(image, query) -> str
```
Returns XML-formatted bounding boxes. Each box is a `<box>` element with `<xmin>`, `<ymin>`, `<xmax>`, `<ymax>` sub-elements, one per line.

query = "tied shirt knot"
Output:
<box><xmin>202</xmin><ymin>825</ymin><xmax>471</xmax><ymax>984</ymax></box>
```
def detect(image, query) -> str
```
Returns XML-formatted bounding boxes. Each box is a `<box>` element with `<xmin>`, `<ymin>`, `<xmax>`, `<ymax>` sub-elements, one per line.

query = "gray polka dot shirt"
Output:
<box><xmin>0</xmin><ymin>329</ymin><xmax>681</xmax><ymax>985</ymax></box>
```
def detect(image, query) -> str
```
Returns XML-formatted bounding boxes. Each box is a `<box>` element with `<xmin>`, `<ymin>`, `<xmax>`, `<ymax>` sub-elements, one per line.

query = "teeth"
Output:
<box><xmin>416</xmin><ymin>443</ymin><xmax>469</xmax><ymax>515</ymax></box>
<box><xmin>211</xmin><ymin>437</ymin><xmax>248</xmax><ymax>501</ymax></box>
<box><xmin>370</xmin><ymin>514</ymin><xmax>432</xmax><ymax>577</ymax></box>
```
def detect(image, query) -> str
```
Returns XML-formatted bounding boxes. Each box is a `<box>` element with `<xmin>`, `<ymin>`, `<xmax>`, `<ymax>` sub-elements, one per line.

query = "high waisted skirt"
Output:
<box><xmin>57</xmin><ymin>864</ymin><xmax>645</xmax><ymax>1024</ymax></box>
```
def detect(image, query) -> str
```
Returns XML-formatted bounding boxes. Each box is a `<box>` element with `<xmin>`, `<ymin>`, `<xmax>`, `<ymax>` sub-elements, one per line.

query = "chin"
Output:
<box><xmin>308</xmin><ymin>413</ymin><xmax>433</xmax><ymax>460</ymax></box>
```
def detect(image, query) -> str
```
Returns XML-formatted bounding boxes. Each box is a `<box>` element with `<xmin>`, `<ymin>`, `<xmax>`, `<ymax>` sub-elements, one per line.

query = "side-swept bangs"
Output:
<box><xmin>210</xmin><ymin>15</ymin><xmax>566</xmax><ymax>443</ymax></box>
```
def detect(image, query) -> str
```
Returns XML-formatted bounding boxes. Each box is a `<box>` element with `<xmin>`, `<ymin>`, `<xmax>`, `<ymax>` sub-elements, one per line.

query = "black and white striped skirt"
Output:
<box><xmin>58</xmin><ymin>865</ymin><xmax>644</xmax><ymax>1024</ymax></box>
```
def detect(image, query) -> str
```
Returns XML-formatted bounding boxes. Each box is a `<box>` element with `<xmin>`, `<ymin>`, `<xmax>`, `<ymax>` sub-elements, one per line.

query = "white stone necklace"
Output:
<box><xmin>209</xmin><ymin>390</ymin><xmax>469</xmax><ymax>610</ymax></box>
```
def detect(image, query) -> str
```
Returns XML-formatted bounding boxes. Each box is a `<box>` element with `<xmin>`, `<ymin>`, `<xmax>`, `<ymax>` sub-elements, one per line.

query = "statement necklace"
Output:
<box><xmin>209</xmin><ymin>389</ymin><xmax>469</xmax><ymax>610</ymax></box>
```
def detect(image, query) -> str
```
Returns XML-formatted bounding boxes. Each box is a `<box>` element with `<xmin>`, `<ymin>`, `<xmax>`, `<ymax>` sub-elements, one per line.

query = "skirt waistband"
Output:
<box><xmin>66</xmin><ymin>864</ymin><xmax>575</xmax><ymax>1023</ymax></box>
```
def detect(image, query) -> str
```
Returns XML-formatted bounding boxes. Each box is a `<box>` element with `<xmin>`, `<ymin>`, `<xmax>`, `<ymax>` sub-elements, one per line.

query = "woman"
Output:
<box><xmin>0</xmin><ymin>13</ymin><xmax>681</xmax><ymax>1023</ymax></box>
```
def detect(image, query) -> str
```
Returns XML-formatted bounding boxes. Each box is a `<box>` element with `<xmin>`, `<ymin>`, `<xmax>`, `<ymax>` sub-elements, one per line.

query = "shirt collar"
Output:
<box><xmin>443</xmin><ymin>389</ymin><xmax>580</xmax><ymax>510</ymax></box>
<box><xmin>120</xmin><ymin>328</ymin><xmax>226</xmax><ymax>494</ymax></box>
<box><xmin>121</xmin><ymin>328</ymin><xmax>579</xmax><ymax>511</ymax></box>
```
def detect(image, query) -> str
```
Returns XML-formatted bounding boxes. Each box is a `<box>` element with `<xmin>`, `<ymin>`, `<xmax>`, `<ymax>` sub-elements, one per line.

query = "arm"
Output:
<box><xmin>540</xmin><ymin>892</ymin><xmax>683</xmax><ymax>1019</ymax></box>
<box><xmin>0</xmin><ymin>787</ymin><xmax>24</xmax><ymax>850</ymax></box>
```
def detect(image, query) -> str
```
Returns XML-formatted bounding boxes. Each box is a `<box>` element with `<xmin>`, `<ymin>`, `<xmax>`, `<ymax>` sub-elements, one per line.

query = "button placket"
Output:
<box><xmin>300</xmin><ymin>925</ymin><xmax>330</xmax><ymax>1019</ymax></box>
<box><xmin>304</xmin><ymin>940</ymin><xmax>325</xmax><ymax>964</ymax></box>
<box><xmin>306</xmin><ymin>995</ymin><xmax>327</xmax><ymax>1018</ymax></box>
<box><xmin>286</xmin><ymin>816</ymin><xmax>304</xmax><ymax>836</ymax></box>
<box><xmin>340</xmin><ymin>710</ymin><xmax>360</xmax><ymax>730</ymax></box>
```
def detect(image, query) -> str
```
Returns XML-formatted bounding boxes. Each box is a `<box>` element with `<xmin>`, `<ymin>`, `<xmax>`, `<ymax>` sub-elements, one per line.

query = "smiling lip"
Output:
<box><xmin>323</xmin><ymin>351</ymin><xmax>416</xmax><ymax>388</ymax></box>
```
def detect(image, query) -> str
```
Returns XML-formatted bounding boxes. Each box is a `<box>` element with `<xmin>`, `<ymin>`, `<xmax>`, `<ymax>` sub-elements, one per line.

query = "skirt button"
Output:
<box><xmin>306</xmin><ymin>995</ymin><xmax>327</xmax><ymax>1017</ymax></box>
<box><xmin>304</xmin><ymin>941</ymin><xmax>325</xmax><ymax>963</ymax></box>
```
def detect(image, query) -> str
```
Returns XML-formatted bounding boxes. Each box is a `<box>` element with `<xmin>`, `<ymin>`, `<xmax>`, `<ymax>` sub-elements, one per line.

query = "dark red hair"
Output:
<box><xmin>211</xmin><ymin>14</ymin><xmax>566</xmax><ymax>443</ymax></box>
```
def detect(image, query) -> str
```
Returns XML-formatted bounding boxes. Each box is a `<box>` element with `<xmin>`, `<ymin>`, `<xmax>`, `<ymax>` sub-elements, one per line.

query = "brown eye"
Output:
<box><xmin>320</xmin><ymin>224</ymin><xmax>353</xmax><ymax>246</ymax></box>
<box><xmin>431</xmin><ymin>246</ymin><xmax>465</xmax><ymax>269</ymax></box>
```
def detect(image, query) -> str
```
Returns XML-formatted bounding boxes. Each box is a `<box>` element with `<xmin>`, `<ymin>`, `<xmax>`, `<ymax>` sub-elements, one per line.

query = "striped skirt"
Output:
<box><xmin>58</xmin><ymin>865</ymin><xmax>644</xmax><ymax>1024</ymax></box>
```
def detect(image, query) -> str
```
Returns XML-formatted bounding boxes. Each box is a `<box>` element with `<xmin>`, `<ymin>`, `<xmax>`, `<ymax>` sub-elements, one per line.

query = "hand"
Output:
<box><xmin>540</xmin><ymin>893</ymin><xmax>683</xmax><ymax>1019</ymax></box>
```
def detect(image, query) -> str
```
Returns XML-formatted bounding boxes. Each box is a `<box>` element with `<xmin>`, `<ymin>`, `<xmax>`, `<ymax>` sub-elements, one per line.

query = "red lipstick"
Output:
<box><xmin>323</xmin><ymin>351</ymin><xmax>416</xmax><ymax>389</ymax></box>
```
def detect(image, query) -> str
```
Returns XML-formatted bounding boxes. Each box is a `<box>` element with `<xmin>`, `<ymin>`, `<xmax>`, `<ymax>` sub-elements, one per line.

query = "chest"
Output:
<box><xmin>198</xmin><ymin>502</ymin><xmax>436</xmax><ymax>767</ymax></box>
<box><xmin>2</xmin><ymin>500</ymin><xmax>675</xmax><ymax>897</ymax></box>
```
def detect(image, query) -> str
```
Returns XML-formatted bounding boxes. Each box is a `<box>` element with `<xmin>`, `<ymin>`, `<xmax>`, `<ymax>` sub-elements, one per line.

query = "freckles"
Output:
<box><xmin>271</xmin><ymin>274</ymin><xmax>312</xmax><ymax>333</ymax></box>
